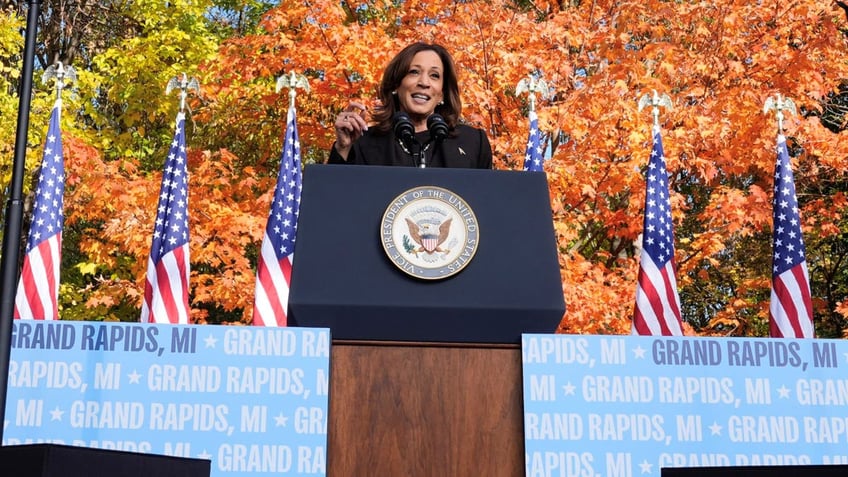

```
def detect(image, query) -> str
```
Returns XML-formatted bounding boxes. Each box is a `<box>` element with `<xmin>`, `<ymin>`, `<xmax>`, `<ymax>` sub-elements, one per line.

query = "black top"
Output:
<box><xmin>328</xmin><ymin>124</ymin><xmax>492</xmax><ymax>169</ymax></box>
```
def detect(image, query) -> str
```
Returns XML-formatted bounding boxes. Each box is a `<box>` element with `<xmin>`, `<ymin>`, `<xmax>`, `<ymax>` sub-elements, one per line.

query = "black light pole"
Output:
<box><xmin>0</xmin><ymin>0</ymin><xmax>42</xmax><ymax>442</ymax></box>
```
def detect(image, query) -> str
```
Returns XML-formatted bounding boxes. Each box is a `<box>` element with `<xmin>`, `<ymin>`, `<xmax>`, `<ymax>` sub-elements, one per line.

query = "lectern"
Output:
<box><xmin>289</xmin><ymin>164</ymin><xmax>565</xmax><ymax>476</ymax></box>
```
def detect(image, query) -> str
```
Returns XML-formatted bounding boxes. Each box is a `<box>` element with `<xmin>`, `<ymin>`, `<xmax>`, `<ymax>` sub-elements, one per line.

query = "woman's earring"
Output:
<box><xmin>438</xmin><ymin>100</ymin><xmax>444</xmax><ymax>105</ymax></box>
<box><xmin>392</xmin><ymin>90</ymin><xmax>398</xmax><ymax>95</ymax></box>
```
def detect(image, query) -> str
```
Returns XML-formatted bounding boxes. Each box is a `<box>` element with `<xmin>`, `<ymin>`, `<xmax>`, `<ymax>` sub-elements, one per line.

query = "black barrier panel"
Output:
<box><xmin>662</xmin><ymin>466</ymin><xmax>848</xmax><ymax>477</ymax></box>
<box><xmin>0</xmin><ymin>444</ymin><xmax>210</xmax><ymax>477</ymax></box>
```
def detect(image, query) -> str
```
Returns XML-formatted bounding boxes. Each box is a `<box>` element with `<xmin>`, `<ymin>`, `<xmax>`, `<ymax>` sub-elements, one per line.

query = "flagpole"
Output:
<box><xmin>516</xmin><ymin>74</ymin><xmax>551</xmax><ymax>172</ymax></box>
<box><xmin>632</xmin><ymin>90</ymin><xmax>683</xmax><ymax>336</ymax></box>
<box><xmin>140</xmin><ymin>74</ymin><xmax>198</xmax><ymax>324</ymax></box>
<box><xmin>250</xmin><ymin>71</ymin><xmax>307</xmax><ymax>327</ymax></box>
<box><xmin>763</xmin><ymin>94</ymin><xmax>813</xmax><ymax>338</ymax></box>
<box><xmin>0</xmin><ymin>0</ymin><xmax>43</xmax><ymax>441</ymax></box>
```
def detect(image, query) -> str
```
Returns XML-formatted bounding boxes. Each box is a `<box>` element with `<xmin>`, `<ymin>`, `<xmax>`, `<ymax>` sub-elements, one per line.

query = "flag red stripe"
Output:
<box><xmin>144</xmin><ymin>245</ymin><xmax>190</xmax><ymax>324</ymax></box>
<box><xmin>637</xmin><ymin>269</ymin><xmax>669</xmax><ymax>334</ymax></box>
<box><xmin>156</xmin><ymin>254</ymin><xmax>181</xmax><ymax>321</ymax></box>
<box><xmin>770</xmin><ymin>265</ymin><xmax>813</xmax><ymax>338</ymax></box>
<box><xmin>17</xmin><ymin>256</ymin><xmax>47</xmax><ymax>320</ymax></box>
<box><xmin>253</xmin><ymin>264</ymin><xmax>283</xmax><ymax>326</ymax></box>
<box><xmin>659</xmin><ymin>261</ymin><xmax>683</xmax><ymax>327</ymax></box>
<box><xmin>791</xmin><ymin>265</ymin><xmax>813</xmax><ymax>324</ymax></box>
<box><xmin>253</xmin><ymin>259</ymin><xmax>293</xmax><ymax>327</ymax></box>
<box><xmin>253</xmin><ymin>236</ymin><xmax>293</xmax><ymax>327</ymax></box>
<box><xmin>632</xmin><ymin>307</ymin><xmax>651</xmax><ymax>336</ymax></box>
<box><xmin>15</xmin><ymin>234</ymin><xmax>61</xmax><ymax>320</ymax></box>
<box><xmin>778</xmin><ymin>276</ymin><xmax>803</xmax><ymax>337</ymax></box>
<box><xmin>634</xmin><ymin>256</ymin><xmax>683</xmax><ymax>336</ymax></box>
<box><xmin>771</xmin><ymin>277</ymin><xmax>798</xmax><ymax>338</ymax></box>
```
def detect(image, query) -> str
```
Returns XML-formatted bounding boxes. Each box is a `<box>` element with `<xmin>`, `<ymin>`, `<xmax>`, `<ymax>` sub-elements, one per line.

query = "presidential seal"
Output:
<box><xmin>381</xmin><ymin>186</ymin><xmax>480</xmax><ymax>280</ymax></box>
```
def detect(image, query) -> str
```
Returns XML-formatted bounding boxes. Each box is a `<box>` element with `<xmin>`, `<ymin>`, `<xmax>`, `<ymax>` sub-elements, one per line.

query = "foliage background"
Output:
<box><xmin>1</xmin><ymin>0</ymin><xmax>847</xmax><ymax>335</ymax></box>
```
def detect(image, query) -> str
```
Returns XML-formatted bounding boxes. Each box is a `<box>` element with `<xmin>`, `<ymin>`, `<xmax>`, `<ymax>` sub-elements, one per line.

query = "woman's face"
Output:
<box><xmin>396</xmin><ymin>50</ymin><xmax>444</xmax><ymax>127</ymax></box>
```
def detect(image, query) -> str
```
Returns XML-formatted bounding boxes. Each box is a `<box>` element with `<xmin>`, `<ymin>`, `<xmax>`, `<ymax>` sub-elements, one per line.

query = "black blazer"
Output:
<box><xmin>328</xmin><ymin>124</ymin><xmax>492</xmax><ymax>169</ymax></box>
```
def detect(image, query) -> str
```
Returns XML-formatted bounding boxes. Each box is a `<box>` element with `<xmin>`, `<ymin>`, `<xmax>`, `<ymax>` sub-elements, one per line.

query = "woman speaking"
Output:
<box><xmin>328</xmin><ymin>42</ymin><xmax>492</xmax><ymax>169</ymax></box>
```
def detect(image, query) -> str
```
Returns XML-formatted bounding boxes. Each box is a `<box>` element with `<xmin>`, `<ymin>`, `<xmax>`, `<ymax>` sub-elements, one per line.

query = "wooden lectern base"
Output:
<box><xmin>328</xmin><ymin>341</ymin><xmax>524</xmax><ymax>476</ymax></box>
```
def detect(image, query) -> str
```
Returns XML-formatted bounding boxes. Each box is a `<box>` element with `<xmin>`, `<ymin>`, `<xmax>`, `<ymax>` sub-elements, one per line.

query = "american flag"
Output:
<box><xmin>14</xmin><ymin>103</ymin><xmax>65</xmax><ymax>320</ymax></box>
<box><xmin>252</xmin><ymin>105</ymin><xmax>302</xmax><ymax>327</ymax></box>
<box><xmin>769</xmin><ymin>135</ymin><xmax>813</xmax><ymax>338</ymax></box>
<box><xmin>632</xmin><ymin>125</ymin><xmax>683</xmax><ymax>336</ymax></box>
<box><xmin>141</xmin><ymin>112</ymin><xmax>191</xmax><ymax>324</ymax></box>
<box><xmin>523</xmin><ymin>110</ymin><xmax>544</xmax><ymax>171</ymax></box>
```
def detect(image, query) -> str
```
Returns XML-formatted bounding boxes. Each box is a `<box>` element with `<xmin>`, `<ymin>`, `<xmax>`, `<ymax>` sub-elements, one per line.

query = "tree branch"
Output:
<box><xmin>837</xmin><ymin>1</ymin><xmax>848</xmax><ymax>22</ymax></box>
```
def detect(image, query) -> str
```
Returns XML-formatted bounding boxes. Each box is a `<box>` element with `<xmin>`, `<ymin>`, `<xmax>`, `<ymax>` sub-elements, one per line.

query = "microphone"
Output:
<box><xmin>393</xmin><ymin>111</ymin><xmax>424</xmax><ymax>167</ymax></box>
<box><xmin>427</xmin><ymin>113</ymin><xmax>448</xmax><ymax>142</ymax></box>
<box><xmin>393</xmin><ymin>111</ymin><xmax>415</xmax><ymax>144</ymax></box>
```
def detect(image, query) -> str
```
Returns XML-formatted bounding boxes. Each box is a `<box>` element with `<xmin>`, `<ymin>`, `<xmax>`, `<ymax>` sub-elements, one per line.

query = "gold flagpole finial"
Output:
<box><xmin>516</xmin><ymin>75</ymin><xmax>551</xmax><ymax>113</ymax></box>
<box><xmin>276</xmin><ymin>71</ymin><xmax>310</xmax><ymax>110</ymax></box>
<box><xmin>166</xmin><ymin>73</ymin><xmax>200</xmax><ymax>113</ymax></box>
<box><xmin>638</xmin><ymin>90</ymin><xmax>672</xmax><ymax>128</ymax></box>
<box><xmin>763</xmin><ymin>93</ymin><xmax>796</xmax><ymax>135</ymax></box>
<box><xmin>42</xmin><ymin>61</ymin><xmax>77</xmax><ymax>102</ymax></box>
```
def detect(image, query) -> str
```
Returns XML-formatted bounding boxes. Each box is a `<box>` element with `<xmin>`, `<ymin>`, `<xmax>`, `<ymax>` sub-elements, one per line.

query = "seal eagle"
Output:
<box><xmin>405</xmin><ymin>218</ymin><xmax>452</xmax><ymax>255</ymax></box>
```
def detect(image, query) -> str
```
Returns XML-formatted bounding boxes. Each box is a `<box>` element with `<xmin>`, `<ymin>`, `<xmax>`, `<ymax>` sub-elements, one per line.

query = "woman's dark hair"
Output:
<box><xmin>371</xmin><ymin>43</ymin><xmax>461</xmax><ymax>134</ymax></box>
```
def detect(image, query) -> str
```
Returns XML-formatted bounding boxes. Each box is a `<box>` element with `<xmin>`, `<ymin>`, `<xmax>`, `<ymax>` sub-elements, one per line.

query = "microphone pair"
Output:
<box><xmin>393</xmin><ymin>112</ymin><xmax>448</xmax><ymax>144</ymax></box>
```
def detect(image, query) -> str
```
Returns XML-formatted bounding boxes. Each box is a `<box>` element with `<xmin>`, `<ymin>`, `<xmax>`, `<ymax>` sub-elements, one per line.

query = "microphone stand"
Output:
<box><xmin>424</xmin><ymin>113</ymin><xmax>447</xmax><ymax>168</ymax></box>
<box><xmin>416</xmin><ymin>141</ymin><xmax>425</xmax><ymax>168</ymax></box>
<box><xmin>399</xmin><ymin>135</ymin><xmax>426</xmax><ymax>168</ymax></box>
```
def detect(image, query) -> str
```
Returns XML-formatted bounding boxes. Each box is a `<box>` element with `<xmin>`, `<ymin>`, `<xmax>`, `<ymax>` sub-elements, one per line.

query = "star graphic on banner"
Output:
<box><xmin>50</xmin><ymin>407</ymin><xmax>64</xmax><ymax>421</ymax></box>
<box><xmin>709</xmin><ymin>421</ymin><xmax>723</xmax><ymax>436</ymax></box>
<box><xmin>777</xmin><ymin>385</ymin><xmax>791</xmax><ymax>399</ymax></box>
<box><xmin>632</xmin><ymin>345</ymin><xmax>647</xmax><ymax>359</ymax></box>
<box><xmin>562</xmin><ymin>382</ymin><xmax>576</xmax><ymax>396</ymax></box>
<box><xmin>128</xmin><ymin>370</ymin><xmax>142</xmax><ymax>384</ymax></box>
<box><xmin>639</xmin><ymin>460</ymin><xmax>654</xmax><ymax>474</ymax></box>
<box><xmin>205</xmin><ymin>334</ymin><xmax>218</xmax><ymax>348</ymax></box>
<box><xmin>275</xmin><ymin>412</ymin><xmax>289</xmax><ymax>427</ymax></box>
<box><xmin>198</xmin><ymin>449</ymin><xmax>212</xmax><ymax>460</ymax></box>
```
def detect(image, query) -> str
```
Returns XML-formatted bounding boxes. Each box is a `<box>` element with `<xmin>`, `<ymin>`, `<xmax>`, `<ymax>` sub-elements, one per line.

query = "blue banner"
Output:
<box><xmin>522</xmin><ymin>334</ymin><xmax>848</xmax><ymax>477</ymax></box>
<box><xmin>4</xmin><ymin>321</ymin><xmax>330</xmax><ymax>476</ymax></box>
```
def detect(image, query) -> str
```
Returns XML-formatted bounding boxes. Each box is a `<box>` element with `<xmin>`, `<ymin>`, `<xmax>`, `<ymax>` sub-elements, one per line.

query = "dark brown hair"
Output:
<box><xmin>371</xmin><ymin>43</ymin><xmax>461</xmax><ymax>134</ymax></box>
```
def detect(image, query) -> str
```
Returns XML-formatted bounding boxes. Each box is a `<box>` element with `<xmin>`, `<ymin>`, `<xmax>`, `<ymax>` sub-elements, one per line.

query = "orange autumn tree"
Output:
<box><xmin>65</xmin><ymin>0</ymin><xmax>848</xmax><ymax>334</ymax></box>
